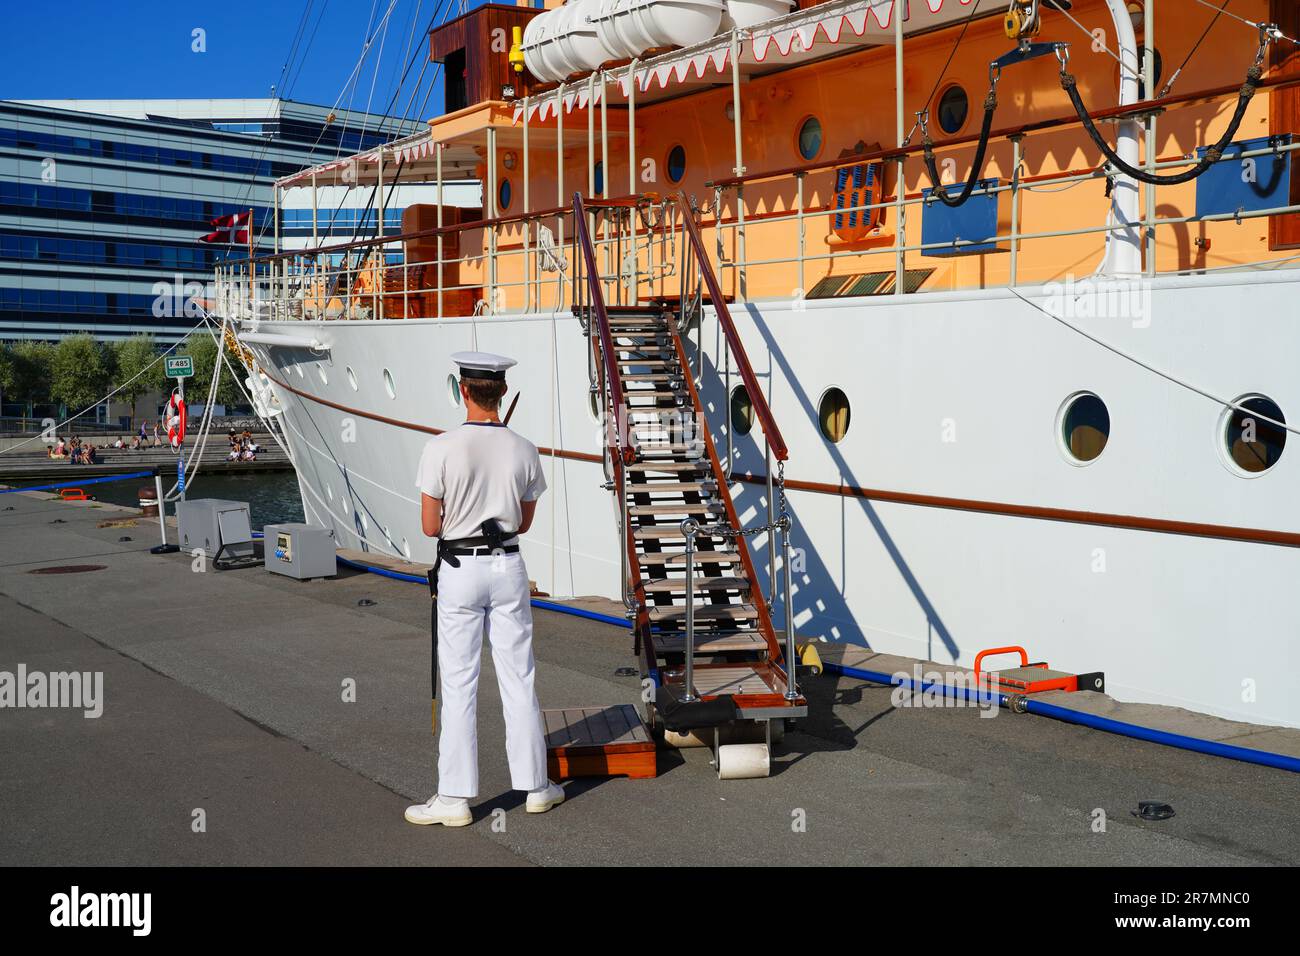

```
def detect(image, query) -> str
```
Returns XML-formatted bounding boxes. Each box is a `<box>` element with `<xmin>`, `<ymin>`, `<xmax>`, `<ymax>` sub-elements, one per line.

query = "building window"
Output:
<box><xmin>498</xmin><ymin>179</ymin><xmax>512</xmax><ymax>212</ymax></box>
<box><xmin>818</xmin><ymin>387</ymin><xmax>851</xmax><ymax>443</ymax></box>
<box><xmin>666</xmin><ymin>145</ymin><xmax>687</xmax><ymax>184</ymax></box>
<box><xmin>1059</xmin><ymin>392</ymin><xmax>1110</xmax><ymax>463</ymax></box>
<box><xmin>797</xmin><ymin>117</ymin><xmax>823</xmax><ymax>161</ymax></box>
<box><xmin>730</xmin><ymin>385</ymin><xmax>754</xmax><ymax>435</ymax></box>
<box><xmin>937</xmin><ymin>85</ymin><xmax>969</xmax><ymax>135</ymax></box>
<box><xmin>1224</xmin><ymin>395</ymin><xmax>1286</xmax><ymax>474</ymax></box>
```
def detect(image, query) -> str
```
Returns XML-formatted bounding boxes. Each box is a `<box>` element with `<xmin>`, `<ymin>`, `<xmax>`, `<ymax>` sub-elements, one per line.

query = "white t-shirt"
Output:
<box><xmin>415</xmin><ymin>422</ymin><xmax>547</xmax><ymax>541</ymax></box>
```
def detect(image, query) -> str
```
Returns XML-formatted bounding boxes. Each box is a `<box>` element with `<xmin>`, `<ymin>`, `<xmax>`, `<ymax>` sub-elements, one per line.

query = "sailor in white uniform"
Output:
<box><xmin>405</xmin><ymin>351</ymin><xmax>565</xmax><ymax>827</ymax></box>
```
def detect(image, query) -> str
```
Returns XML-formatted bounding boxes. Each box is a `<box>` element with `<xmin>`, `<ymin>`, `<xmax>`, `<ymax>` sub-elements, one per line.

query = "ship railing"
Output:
<box><xmin>213</xmin><ymin>198</ymin><xmax>677</xmax><ymax>324</ymax></box>
<box><xmin>693</xmin><ymin>72</ymin><xmax>1300</xmax><ymax>302</ymax></box>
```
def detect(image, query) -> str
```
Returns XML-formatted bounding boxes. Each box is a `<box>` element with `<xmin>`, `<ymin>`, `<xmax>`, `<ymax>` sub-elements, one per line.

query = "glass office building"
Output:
<box><xmin>0</xmin><ymin>98</ymin><xmax>446</xmax><ymax>344</ymax></box>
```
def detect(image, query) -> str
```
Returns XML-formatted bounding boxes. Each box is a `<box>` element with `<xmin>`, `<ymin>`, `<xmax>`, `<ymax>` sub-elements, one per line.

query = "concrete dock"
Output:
<box><xmin>1</xmin><ymin>490</ymin><xmax>1297</xmax><ymax>866</ymax></box>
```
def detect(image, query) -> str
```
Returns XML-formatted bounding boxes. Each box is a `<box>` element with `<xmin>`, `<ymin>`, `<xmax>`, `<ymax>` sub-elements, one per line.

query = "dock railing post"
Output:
<box><xmin>681</xmin><ymin>517</ymin><xmax>699</xmax><ymax>702</ymax></box>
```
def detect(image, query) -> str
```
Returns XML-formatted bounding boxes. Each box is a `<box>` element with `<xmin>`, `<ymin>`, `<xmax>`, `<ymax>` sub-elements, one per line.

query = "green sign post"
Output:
<box><xmin>165</xmin><ymin>355</ymin><xmax>194</xmax><ymax>379</ymax></box>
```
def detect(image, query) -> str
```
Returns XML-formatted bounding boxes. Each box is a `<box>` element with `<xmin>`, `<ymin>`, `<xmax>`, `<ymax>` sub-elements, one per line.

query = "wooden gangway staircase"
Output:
<box><xmin>572</xmin><ymin>193</ymin><xmax>807</xmax><ymax>778</ymax></box>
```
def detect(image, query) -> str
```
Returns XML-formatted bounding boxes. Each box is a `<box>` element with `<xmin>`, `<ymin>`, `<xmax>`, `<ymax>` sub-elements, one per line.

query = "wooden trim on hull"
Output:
<box><xmin>260</xmin><ymin>367</ymin><xmax>1300</xmax><ymax>549</ymax></box>
<box><xmin>734</xmin><ymin>473</ymin><xmax>1300</xmax><ymax>550</ymax></box>
<box><xmin>259</xmin><ymin>366</ymin><xmax>603</xmax><ymax>465</ymax></box>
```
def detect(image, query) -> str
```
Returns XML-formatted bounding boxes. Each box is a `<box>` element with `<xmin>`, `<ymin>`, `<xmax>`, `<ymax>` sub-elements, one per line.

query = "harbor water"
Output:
<box><xmin>90</xmin><ymin>470</ymin><xmax>305</xmax><ymax>529</ymax></box>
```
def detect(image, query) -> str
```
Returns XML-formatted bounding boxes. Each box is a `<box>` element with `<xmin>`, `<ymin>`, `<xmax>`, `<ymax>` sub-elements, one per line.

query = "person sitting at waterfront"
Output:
<box><xmin>129</xmin><ymin>435</ymin><xmax>142</xmax><ymax>450</ymax></box>
<box><xmin>49</xmin><ymin>437</ymin><xmax>66</xmax><ymax>459</ymax></box>
<box><xmin>113</xmin><ymin>436</ymin><xmax>125</xmax><ymax>449</ymax></box>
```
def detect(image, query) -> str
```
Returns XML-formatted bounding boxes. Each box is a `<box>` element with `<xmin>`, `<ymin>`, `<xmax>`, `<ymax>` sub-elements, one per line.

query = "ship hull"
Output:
<box><xmin>240</xmin><ymin>269</ymin><xmax>1300</xmax><ymax>729</ymax></box>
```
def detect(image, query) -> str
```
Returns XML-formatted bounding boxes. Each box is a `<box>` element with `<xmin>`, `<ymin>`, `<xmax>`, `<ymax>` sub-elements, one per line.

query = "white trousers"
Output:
<box><xmin>436</xmin><ymin>551</ymin><xmax>547</xmax><ymax>798</ymax></box>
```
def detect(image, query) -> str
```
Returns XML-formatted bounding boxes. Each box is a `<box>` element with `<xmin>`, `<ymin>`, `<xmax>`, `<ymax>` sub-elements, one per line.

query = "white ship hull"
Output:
<box><xmin>241</xmin><ymin>269</ymin><xmax>1300</xmax><ymax>729</ymax></box>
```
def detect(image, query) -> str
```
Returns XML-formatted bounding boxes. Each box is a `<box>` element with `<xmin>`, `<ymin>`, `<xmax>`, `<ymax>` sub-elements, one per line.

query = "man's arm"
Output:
<box><xmin>421</xmin><ymin>494</ymin><xmax>443</xmax><ymax>538</ymax></box>
<box><xmin>517</xmin><ymin>499</ymin><xmax>537</xmax><ymax>535</ymax></box>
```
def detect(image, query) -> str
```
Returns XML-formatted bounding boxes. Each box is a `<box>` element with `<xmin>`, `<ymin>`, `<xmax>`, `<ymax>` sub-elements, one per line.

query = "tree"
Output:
<box><xmin>177</xmin><ymin>333</ymin><xmax>242</xmax><ymax>409</ymax></box>
<box><xmin>113</xmin><ymin>334</ymin><xmax>165</xmax><ymax>430</ymax></box>
<box><xmin>51</xmin><ymin>333</ymin><xmax>114</xmax><ymax>414</ymax></box>
<box><xmin>5</xmin><ymin>341</ymin><xmax>56</xmax><ymax>411</ymax></box>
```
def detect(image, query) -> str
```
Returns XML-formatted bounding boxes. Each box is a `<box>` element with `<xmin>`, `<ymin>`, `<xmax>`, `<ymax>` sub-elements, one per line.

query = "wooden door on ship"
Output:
<box><xmin>1271</xmin><ymin>0</ymin><xmax>1300</xmax><ymax>248</ymax></box>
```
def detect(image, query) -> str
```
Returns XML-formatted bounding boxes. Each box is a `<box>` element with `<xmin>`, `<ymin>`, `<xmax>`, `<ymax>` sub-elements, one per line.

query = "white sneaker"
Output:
<box><xmin>404</xmin><ymin>795</ymin><xmax>472</xmax><ymax>827</ymax></box>
<box><xmin>525</xmin><ymin>782</ymin><xmax>565</xmax><ymax>814</ymax></box>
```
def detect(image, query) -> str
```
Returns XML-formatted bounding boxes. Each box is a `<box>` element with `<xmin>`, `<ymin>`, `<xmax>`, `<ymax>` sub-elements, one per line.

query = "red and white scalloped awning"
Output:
<box><xmin>512</xmin><ymin>0</ymin><xmax>984</xmax><ymax>124</ymax></box>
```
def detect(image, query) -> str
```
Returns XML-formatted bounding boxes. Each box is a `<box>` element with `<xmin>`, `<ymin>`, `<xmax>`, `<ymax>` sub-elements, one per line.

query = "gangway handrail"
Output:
<box><xmin>676</xmin><ymin>191</ymin><xmax>788</xmax><ymax>463</ymax></box>
<box><xmin>573</xmin><ymin>193</ymin><xmax>628</xmax><ymax>464</ymax></box>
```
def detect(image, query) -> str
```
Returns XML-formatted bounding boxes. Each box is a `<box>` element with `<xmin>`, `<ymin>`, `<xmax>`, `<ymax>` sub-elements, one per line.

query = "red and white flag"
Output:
<box><xmin>200</xmin><ymin>211</ymin><xmax>251</xmax><ymax>244</ymax></box>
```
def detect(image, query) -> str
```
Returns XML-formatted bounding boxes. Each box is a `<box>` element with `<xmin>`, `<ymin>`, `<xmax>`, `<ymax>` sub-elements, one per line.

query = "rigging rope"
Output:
<box><xmin>920</xmin><ymin>86</ymin><xmax>1000</xmax><ymax>207</ymax></box>
<box><xmin>1060</xmin><ymin>64</ymin><xmax>1262</xmax><ymax>186</ymax></box>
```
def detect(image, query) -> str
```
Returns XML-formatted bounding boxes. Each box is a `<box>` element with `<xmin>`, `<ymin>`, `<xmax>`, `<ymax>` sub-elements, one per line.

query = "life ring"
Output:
<box><xmin>164</xmin><ymin>392</ymin><xmax>187</xmax><ymax>448</ymax></box>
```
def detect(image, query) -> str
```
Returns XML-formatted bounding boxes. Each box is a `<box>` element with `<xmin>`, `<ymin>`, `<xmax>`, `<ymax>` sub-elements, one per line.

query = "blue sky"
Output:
<box><xmin>0</xmin><ymin>0</ymin><xmax>477</xmax><ymax>111</ymax></box>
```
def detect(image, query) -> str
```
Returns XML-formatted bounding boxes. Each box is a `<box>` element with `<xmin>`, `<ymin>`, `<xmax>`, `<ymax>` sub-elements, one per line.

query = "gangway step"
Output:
<box><xmin>642</xmin><ymin>575</ymin><xmax>750</xmax><ymax>594</ymax></box>
<box><xmin>633</xmin><ymin>526</ymin><xmax>730</xmax><ymax>541</ymax></box>
<box><xmin>636</xmin><ymin>550</ymin><xmax>741</xmax><ymax>565</ymax></box>
<box><xmin>628</xmin><ymin>503</ymin><xmax>722</xmax><ymax>516</ymax></box>
<box><xmin>626</xmin><ymin>481</ymin><xmax>717</xmax><ymax>493</ymax></box>
<box><xmin>652</xmin><ymin>631</ymin><xmax>768</xmax><ymax>654</ymax></box>
<box><xmin>648</xmin><ymin>604</ymin><xmax>759</xmax><ymax>623</ymax></box>
<box><xmin>626</xmin><ymin>461</ymin><xmax>711</xmax><ymax>473</ymax></box>
<box><xmin>543</xmin><ymin>705</ymin><xmax>657</xmax><ymax>781</ymax></box>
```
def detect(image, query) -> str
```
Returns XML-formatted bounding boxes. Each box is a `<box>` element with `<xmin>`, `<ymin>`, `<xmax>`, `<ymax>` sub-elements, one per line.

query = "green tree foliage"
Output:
<box><xmin>51</xmin><ymin>334</ymin><xmax>116</xmax><ymax>413</ymax></box>
<box><xmin>177</xmin><ymin>333</ymin><xmax>243</xmax><ymax>408</ymax></box>
<box><xmin>113</xmin><ymin>334</ymin><xmax>165</xmax><ymax>428</ymax></box>
<box><xmin>4</xmin><ymin>341</ymin><xmax>57</xmax><ymax>407</ymax></box>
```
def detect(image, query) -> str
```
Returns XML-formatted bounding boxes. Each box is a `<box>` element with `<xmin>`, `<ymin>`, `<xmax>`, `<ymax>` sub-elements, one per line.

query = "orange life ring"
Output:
<box><xmin>165</xmin><ymin>392</ymin><xmax>187</xmax><ymax>448</ymax></box>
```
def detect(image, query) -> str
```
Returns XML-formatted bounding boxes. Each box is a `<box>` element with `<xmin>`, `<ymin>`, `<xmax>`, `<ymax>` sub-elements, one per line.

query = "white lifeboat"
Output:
<box><xmin>556</xmin><ymin>0</ymin><xmax>621</xmax><ymax>75</ymax></box>
<box><xmin>720</xmin><ymin>0</ymin><xmax>795</xmax><ymax>31</ymax></box>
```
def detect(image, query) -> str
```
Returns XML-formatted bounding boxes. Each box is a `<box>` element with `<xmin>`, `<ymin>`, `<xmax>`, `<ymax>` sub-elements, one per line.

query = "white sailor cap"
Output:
<box><xmin>451</xmin><ymin>351</ymin><xmax>517</xmax><ymax>381</ymax></box>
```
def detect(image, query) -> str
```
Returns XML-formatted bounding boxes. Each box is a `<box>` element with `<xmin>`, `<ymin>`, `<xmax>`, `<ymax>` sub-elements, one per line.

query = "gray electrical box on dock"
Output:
<box><xmin>263</xmin><ymin>523</ymin><xmax>337</xmax><ymax>580</ymax></box>
<box><xmin>177</xmin><ymin>499</ymin><xmax>254</xmax><ymax>560</ymax></box>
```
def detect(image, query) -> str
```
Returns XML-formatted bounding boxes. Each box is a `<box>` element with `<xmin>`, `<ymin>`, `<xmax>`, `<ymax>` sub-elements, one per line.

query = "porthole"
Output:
<box><xmin>447</xmin><ymin>373</ymin><xmax>462</xmax><ymax>407</ymax></box>
<box><xmin>593</xmin><ymin>161</ymin><xmax>604</xmax><ymax>196</ymax></box>
<box><xmin>498</xmin><ymin>178</ymin><xmax>512</xmax><ymax>212</ymax></box>
<box><xmin>937</xmin><ymin>85</ymin><xmax>969</xmax><ymax>135</ymax></box>
<box><xmin>383</xmin><ymin>367</ymin><xmax>396</xmax><ymax>400</ymax></box>
<box><xmin>346</xmin><ymin>366</ymin><xmax>358</xmax><ymax>391</ymax></box>
<box><xmin>818</xmin><ymin>387</ymin><xmax>851</xmax><ymax>444</ymax></box>
<box><xmin>1058</xmin><ymin>392</ymin><xmax>1110</xmax><ymax>464</ymax></box>
<box><xmin>317</xmin><ymin>363</ymin><xmax>328</xmax><ymax>385</ymax></box>
<box><xmin>1222</xmin><ymin>394</ymin><xmax>1286</xmax><ymax>475</ymax></box>
<box><xmin>730</xmin><ymin>384</ymin><xmax>754</xmax><ymax>436</ymax></box>
<box><xmin>796</xmin><ymin>116</ymin><xmax>823</xmax><ymax>162</ymax></box>
<box><xmin>588</xmin><ymin>389</ymin><xmax>601</xmax><ymax>422</ymax></box>
<box><xmin>666</xmin><ymin>144</ymin><xmax>687</xmax><ymax>184</ymax></box>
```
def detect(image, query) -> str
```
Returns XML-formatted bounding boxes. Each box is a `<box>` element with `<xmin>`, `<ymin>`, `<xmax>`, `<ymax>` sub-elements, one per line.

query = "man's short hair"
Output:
<box><xmin>462</xmin><ymin>377</ymin><xmax>507</xmax><ymax>410</ymax></box>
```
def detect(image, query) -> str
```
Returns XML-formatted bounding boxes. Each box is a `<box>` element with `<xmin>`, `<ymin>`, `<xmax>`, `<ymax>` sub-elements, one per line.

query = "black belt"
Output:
<box><xmin>442</xmin><ymin>544</ymin><xmax>520</xmax><ymax>557</ymax></box>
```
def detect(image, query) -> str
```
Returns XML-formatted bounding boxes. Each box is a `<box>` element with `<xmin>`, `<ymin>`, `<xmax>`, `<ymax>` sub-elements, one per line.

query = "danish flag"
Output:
<box><xmin>199</xmin><ymin>210</ymin><xmax>251</xmax><ymax>244</ymax></box>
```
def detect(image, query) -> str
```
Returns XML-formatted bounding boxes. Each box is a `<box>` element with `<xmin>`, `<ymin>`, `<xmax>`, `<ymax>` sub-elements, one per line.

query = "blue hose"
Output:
<box><xmin>0</xmin><ymin>470</ymin><xmax>157</xmax><ymax>495</ymax></box>
<box><xmin>332</xmin><ymin>553</ymin><xmax>629</xmax><ymax>627</ymax></box>
<box><xmin>827</xmin><ymin>662</ymin><xmax>1300</xmax><ymax>774</ymax></box>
